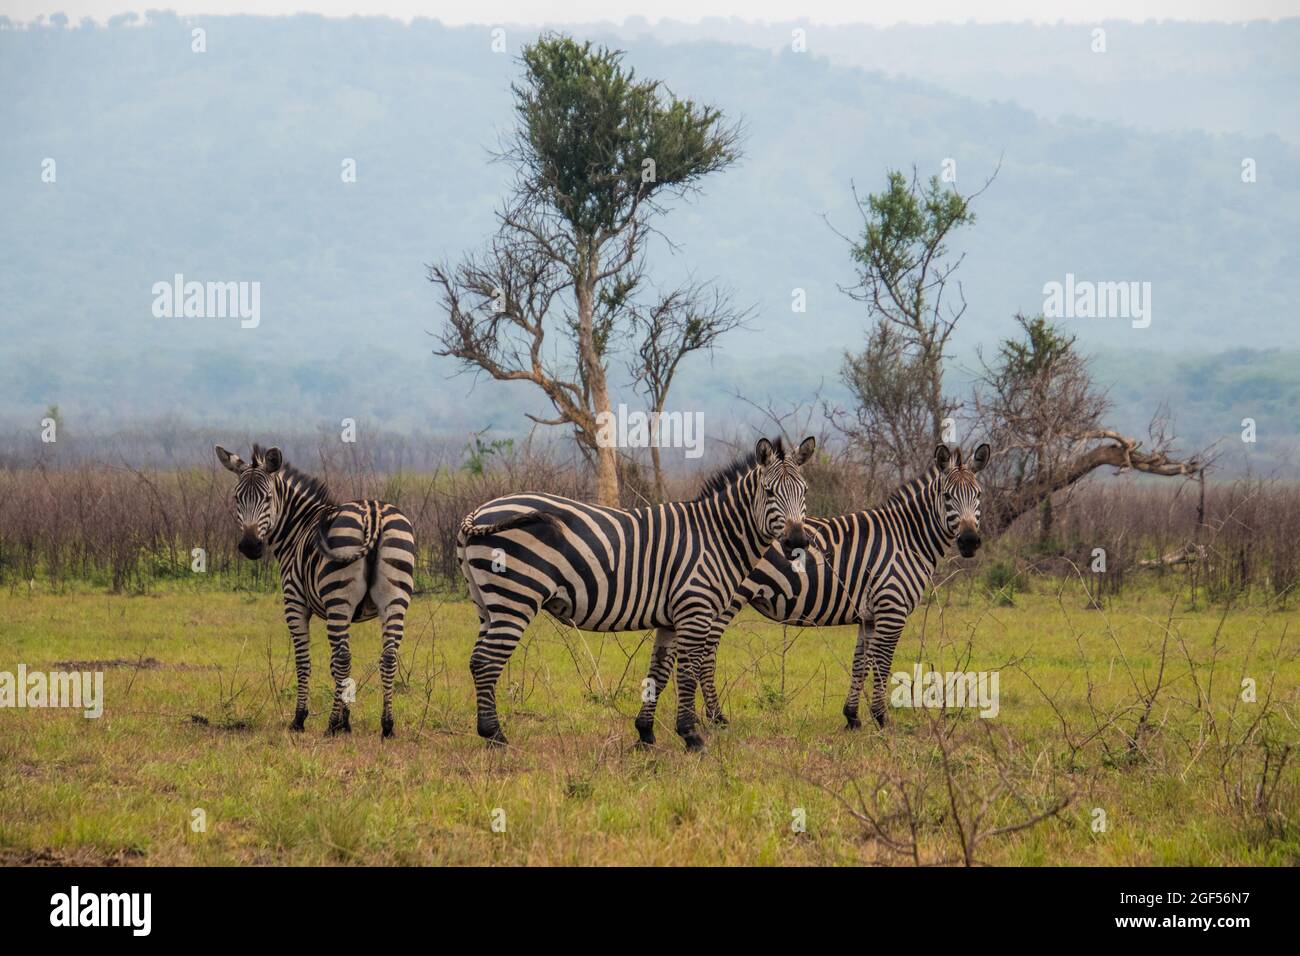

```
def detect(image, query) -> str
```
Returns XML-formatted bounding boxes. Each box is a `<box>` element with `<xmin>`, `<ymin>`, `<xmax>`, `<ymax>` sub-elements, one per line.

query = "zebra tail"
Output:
<box><xmin>315</xmin><ymin>507</ymin><xmax>381</xmax><ymax>563</ymax></box>
<box><xmin>459</xmin><ymin>510</ymin><xmax>559</xmax><ymax>539</ymax></box>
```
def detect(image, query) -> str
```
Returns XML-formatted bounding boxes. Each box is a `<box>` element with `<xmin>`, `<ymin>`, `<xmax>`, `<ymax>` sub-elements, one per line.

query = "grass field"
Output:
<box><xmin>1</xmin><ymin>578</ymin><xmax>1297</xmax><ymax>866</ymax></box>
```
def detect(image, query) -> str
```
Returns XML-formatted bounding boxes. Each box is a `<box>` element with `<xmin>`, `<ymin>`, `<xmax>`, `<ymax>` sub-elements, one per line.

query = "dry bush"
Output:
<box><xmin>987</xmin><ymin>476</ymin><xmax>1300</xmax><ymax>607</ymax></box>
<box><xmin>2</xmin><ymin>435</ymin><xmax>1300</xmax><ymax>607</ymax></box>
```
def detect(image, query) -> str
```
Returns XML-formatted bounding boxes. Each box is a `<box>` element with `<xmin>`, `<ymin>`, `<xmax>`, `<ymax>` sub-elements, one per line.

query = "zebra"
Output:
<box><xmin>215</xmin><ymin>443</ymin><xmax>417</xmax><ymax>737</ymax></box>
<box><xmin>690</xmin><ymin>443</ymin><xmax>990</xmax><ymax>731</ymax></box>
<box><xmin>457</xmin><ymin>436</ymin><xmax>816</xmax><ymax>751</ymax></box>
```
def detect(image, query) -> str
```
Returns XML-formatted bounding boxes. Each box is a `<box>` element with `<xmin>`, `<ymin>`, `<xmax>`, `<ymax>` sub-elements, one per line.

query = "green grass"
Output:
<box><xmin>0</xmin><ymin>579</ymin><xmax>1296</xmax><ymax>865</ymax></box>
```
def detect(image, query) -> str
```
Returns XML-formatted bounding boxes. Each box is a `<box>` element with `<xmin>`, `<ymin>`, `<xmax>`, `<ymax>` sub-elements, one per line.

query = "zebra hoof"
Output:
<box><xmin>289</xmin><ymin>712</ymin><xmax>307</xmax><ymax>732</ymax></box>
<box><xmin>871</xmin><ymin>710</ymin><xmax>887</xmax><ymax>729</ymax></box>
<box><xmin>477</xmin><ymin>717</ymin><xmax>507</xmax><ymax>746</ymax></box>
<box><xmin>845</xmin><ymin>716</ymin><xmax>862</xmax><ymax>730</ymax></box>
<box><xmin>707</xmin><ymin>712</ymin><xmax>729</xmax><ymax>727</ymax></box>
<box><xmin>634</xmin><ymin>717</ymin><xmax>656</xmax><ymax>747</ymax></box>
<box><xmin>326</xmin><ymin>716</ymin><xmax>352</xmax><ymax>736</ymax></box>
<box><xmin>381</xmin><ymin>717</ymin><xmax>394</xmax><ymax>739</ymax></box>
<box><xmin>485</xmin><ymin>732</ymin><xmax>508</xmax><ymax>748</ymax></box>
<box><xmin>682</xmin><ymin>733</ymin><xmax>707</xmax><ymax>753</ymax></box>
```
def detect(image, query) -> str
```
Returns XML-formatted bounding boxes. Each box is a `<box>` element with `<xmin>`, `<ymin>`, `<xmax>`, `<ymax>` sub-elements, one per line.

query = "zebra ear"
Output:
<box><xmin>970</xmin><ymin>443</ymin><xmax>991</xmax><ymax>473</ymax></box>
<box><xmin>215</xmin><ymin>445</ymin><xmax>248</xmax><ymax>474</ymax></box>
<box><xmin>755</xmin><ymin>437</ymin><xmax>775</xmax><ymax>467</ymax></box>
<box><xmin>934</xmin><ymin>444</ymin><xmax>951</xmax><ymax>470</ymax></box>
<box><xmin>795</xmin><ymin>435</ymin><xmax>816</xmax><ymax>465</ymax></box>
<box><xmin>262</xmin><ymin>446</ymin><xmax>283</xmax><ymax>473</ymax></box>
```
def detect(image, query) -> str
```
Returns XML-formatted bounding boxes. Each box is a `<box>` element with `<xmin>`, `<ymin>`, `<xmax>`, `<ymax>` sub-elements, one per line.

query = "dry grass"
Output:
<box><xmin>1</xmin><ymin>575</ymin><xmax>1297</xmax><ymax>866</ymax></box>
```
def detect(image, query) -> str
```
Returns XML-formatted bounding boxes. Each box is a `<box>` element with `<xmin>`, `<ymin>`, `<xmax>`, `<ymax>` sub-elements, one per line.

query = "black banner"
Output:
<box><xmin>0</xmin><ymin>866</ymin><xmax>1286</xmax><ymax>942</ymax></box>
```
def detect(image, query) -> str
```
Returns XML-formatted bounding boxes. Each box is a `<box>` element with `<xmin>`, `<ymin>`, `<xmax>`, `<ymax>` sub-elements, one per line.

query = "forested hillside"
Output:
<box><xmin>2</xmin><ymin>14</ymin><xmax>1296</xmax><ymax>470</ymax></box>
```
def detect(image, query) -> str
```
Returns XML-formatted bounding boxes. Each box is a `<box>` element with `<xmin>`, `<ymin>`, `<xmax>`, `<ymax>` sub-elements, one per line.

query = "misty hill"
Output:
<box><xmin>1</xmin><ymin>14</ymin><xmax>1297</xmax><ymax>471</ymax></box>
<box><xmin>601</xmin><ymin>18</ymin><xmax>1300</xmax><ymax>146</ymax></box>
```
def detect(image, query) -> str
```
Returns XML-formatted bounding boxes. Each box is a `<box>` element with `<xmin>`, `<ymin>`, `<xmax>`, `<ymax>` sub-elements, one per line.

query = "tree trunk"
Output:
<box><xmin>926</xmin><ymin>344</ymin><xmax>945</xmax><ymax>443</ymax></box>
<box><xmin>650</xmin><ymin>440</ymin><xmax>665</xmax><ymax>502</ymax></box>
<box><xmin>592</xmin><ymin>398</ymin><xmax>620</xmax><ymax>505</ymax></box>
<box><xmin>576</xmin><ymin>260</ymin><xmax>619</xmax><ymax>506</ymax></box>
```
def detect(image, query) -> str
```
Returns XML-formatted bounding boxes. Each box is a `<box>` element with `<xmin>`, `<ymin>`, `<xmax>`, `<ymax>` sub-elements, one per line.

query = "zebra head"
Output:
<box><xmin>755</xmin><ymin>435</ymin><xmax>816</xmax><ymax>556</ymax></box>
<box><xmin>934</xmin><ymin>443</ymin><xmax>991</xmax><ymax>558</ymax></box>
<box><xmin>215</xmin><ymin>443</ymin><xmax>284</xmax><ymax>560</ymax></box>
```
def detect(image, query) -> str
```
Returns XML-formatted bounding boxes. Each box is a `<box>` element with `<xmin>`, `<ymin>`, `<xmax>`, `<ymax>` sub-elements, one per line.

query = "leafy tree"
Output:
<box><xmin>432</xmin><ymin>34</ymin><xmax>741</xmax><ymax>505</ymax></box>
<box><xmin>837</xmin><ymin>323</ymin><xmax>933</xmax><ymax>486</ymax></box>
<box><xmin>463</xmin><ymin>428</ymin><xmax>514</xmax><ymax>476</ymax></box>
<box><xmin>836</xmin><ymin>166</ymin><xmax>1203</xmax><ymax>529</ymax></box>
<box><xmin>835</xmin><ymin>168</ymin><xmax>981</xmax><ymax>477</ymax></box>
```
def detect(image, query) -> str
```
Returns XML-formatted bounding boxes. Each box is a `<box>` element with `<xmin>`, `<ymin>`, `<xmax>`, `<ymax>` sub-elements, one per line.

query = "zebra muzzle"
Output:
<box><xmin>782</xmin><ymin>524</ymin><xmax>810</xmax><ymax>554</ymax></box>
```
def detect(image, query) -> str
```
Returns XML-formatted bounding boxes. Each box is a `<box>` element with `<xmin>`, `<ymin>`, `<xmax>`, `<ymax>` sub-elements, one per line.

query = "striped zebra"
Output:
<box><xmin>457</xmin><ymin>436</ymin><xmax>816</xmax><ymax>751</ymax></box>
<box><xmin>215</xmin><ymin>443</ymin><xmax>417</xmax><ymax>737</ymax></box>
<box><xmin>691</xmin><ymin>443</ymin><xmax>990</xmax><ymax>730</ymax></box>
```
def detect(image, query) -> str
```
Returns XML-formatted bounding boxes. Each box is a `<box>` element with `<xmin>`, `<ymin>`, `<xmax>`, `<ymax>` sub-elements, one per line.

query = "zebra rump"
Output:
<box><xmin>315</xmin><ymin>503</ymin><xmax>382</xmax><ymax>563</ymax></box>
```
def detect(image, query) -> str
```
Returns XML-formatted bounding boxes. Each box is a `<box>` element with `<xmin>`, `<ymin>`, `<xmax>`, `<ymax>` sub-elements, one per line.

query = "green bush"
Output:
<box><xmin>983</xmin><ymin>560</ymin><xmax>1018</xmax><ymax>607</ymax></box>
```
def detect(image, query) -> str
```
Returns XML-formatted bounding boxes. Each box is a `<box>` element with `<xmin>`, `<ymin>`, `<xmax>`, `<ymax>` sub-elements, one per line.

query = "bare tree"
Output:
<box><xmin>832</xmin><ymin>322</ymin><xmax>935</xmax><ymax>486</ymax></box>
<box><xmin>431</xmin><ymin>232</ymin><xmax>592</xmax><ymax>448</ymax></box>
<box><xmin>627</xmin><ymin>280</ymin><xmax>749</xmax><ymax>499</ymax></box>
<box><xmin>974</xmin><ymin>314</ymin><xmax>1204</xmax><ymax>534</ymax></box>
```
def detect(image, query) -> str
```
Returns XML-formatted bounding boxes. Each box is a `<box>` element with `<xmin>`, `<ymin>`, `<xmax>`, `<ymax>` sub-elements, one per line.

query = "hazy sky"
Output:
<box><xmin>5</xmin><ymin>0</ymin><xmax>1299</xmax><ymax>25</ymax></box>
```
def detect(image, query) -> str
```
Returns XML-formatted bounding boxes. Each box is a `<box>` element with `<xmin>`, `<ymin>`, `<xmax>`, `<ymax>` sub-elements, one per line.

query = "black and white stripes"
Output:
<box><xmin>215</xmin><ymin>438</ymin><xmax>987</xmax><ymax>745</ymax></box>
<box><xmin>696</xmin><ymin>443</ymin><xmax>990</xmax><ymax>729</ymax></box>
<box><xmin>216</xmin><ymin>443</ymin><xmax>416</xmax><ymax>737</ymax></box>
<box><xmin>457</xmin><ymin>436</ymin><xmax>816</xmax><ymax>750</ymax></box>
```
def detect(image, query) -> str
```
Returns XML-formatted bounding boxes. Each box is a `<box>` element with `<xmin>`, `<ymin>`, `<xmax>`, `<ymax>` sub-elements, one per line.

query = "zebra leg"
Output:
<box><xmin>378</xmin><ymin>602</ymin><xmax>408</xmax><ymax>739</ymax></box>
<box><xmin>325</xmin><ymin>611</ymin><xmax>354</xmax><ymax>735</ymax></box>
<box><xmin>634</xmin><ymin>627</ymin><xmax>676</xmax><ymax>747</ymax></box>
<box><xmin>673</xmin><ymin>625</ymin><xmax>710</xmax><ymax>752</ymax></box>
<box><xmin>842</xmin><ymin>620</ymin><xmax>873</xmax><ymax>729</ymax></box>
<box><xmin>698</xmin><ymin>629</ymin><xmax>726</xmax><ymax>726</ymax></box>
<box><xmin>460</xmin><ymin>534</ymin><xmax>538</xmax><ymax>747</ymax></box>
<box><xmin>470</xmin><ymin>619</ymin><xmax>528</xmax><ymax>746</ymax></box>
<box><xmin>867</xmin><ymin>621</ymin><xmax>905</xmax><ymax>727</ymax></box>
<box><xmin>320</xmin><ymin>568</ymin><xmax>366</xmax><ymax>735</ymax></box>
<box><xmin>700</xmin><ymin>595</ymin><xmax>745</xmax><ymax>726</ymax></box>
<box><xmin>374</xmin><ymin>508</ymin><xmax>416</xmax><ymax>739</ymax></box>
<box><xmin>283</xmin><ymin>601</ymin><xmax>311</xmax><ymax>731</ymax></box>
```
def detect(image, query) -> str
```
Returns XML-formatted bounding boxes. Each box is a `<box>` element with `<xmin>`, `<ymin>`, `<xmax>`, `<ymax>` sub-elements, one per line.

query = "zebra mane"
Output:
<box><xmin>277</xmin><ymin>461</ymin><xmax>335</xmax><ymax>506</ymax></box>
<box><xmin>887</xmin><ymin>463</ymin><xmax>942</xmax><ymax>508</ymax></box>
<box><xmin>694</xmin><ymin>438</ymin><xmax>785</xmax><ymax>501</ymax></box>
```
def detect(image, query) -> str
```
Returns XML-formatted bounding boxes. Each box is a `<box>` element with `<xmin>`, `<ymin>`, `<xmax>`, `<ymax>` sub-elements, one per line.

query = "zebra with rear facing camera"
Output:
<box><xmin>215</xmin><ymin>443</ymin><xmax>416</xmax><ymax>737</ymax></box>
<box><xmin>692</xmin><ymin>443</ymin><xmax>991</xmax><ymax>730</ymax></box>
<box><xmin>457</xmin><ymin>436</ymin><xmax>816</xmax><ymax>751</ymax></box>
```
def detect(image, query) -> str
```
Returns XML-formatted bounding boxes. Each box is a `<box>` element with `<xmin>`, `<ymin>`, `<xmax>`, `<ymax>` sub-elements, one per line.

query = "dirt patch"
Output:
<box><xmin>0</xmin><ymin>846</ymin><xmax>146</xmax><ymax>867</ymax></box>
<box><xmin>188</xmin><ymin>713</ymin><xmax>252</xmax><ymax>732</ymax></box>
<box><xmin>52</xmin><ymin>657</ymin><xmax>220</xmax><ymax>672</ymax></box>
